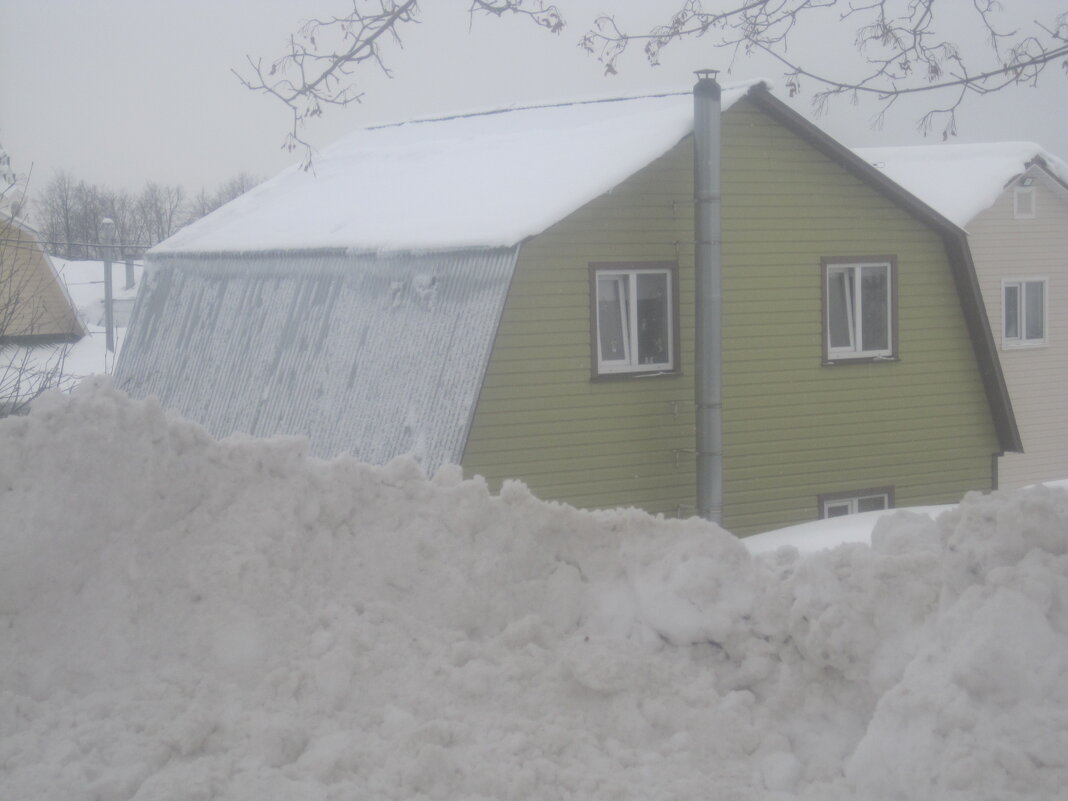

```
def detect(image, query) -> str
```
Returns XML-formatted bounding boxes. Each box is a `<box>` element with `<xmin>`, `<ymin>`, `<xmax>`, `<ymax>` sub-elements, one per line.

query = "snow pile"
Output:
<box><xmin>743</xmin><ymin>503</ymin><xmax>956</xmax><ymax>555</ymax></box>
<box><xmin>2</xmin><ymin>383</ymin><xmax>1066</xmax><ymax>800</ymax></box>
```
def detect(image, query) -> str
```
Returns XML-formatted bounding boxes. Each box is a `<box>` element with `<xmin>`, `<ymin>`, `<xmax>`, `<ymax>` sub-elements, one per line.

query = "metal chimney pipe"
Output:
<box><xmin>693</xmin><ymin>70</ymin><xmax>723</xmax><ymax>524</ymax></box>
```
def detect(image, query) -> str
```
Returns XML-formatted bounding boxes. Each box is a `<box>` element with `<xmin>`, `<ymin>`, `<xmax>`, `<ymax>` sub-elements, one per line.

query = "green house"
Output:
<box><xmin>117</xmin><ymin>82</ymin><xmax>1019</xmax><ymax>536</ymax></box>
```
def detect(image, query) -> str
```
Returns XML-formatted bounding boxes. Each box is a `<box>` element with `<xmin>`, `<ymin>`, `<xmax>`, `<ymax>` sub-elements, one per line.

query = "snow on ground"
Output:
<box><xmin>2</xmin><ymin>383</ymin><xmax>1067</xmax><ymax>800</ymax></box>
<box><xmin>746</xmin><ymin>478</ymin><xmax>1068</xmax><ymax>556</ymax></box>
<box><xmin>52</xmin><ymin>257</ymin><xmax>142</xmax><ymax>378</ymax></box>
<box><xmin>743</xmin><ymin>505</ymin><xmax>956</xmax><ymax>556</ymax></box>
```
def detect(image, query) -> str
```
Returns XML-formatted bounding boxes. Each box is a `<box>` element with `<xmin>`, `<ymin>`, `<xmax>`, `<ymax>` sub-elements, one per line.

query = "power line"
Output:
<box><xmin>0</xmin><ymin>236</ymin><xmax>150</xmax><ymax>252</ymax></box>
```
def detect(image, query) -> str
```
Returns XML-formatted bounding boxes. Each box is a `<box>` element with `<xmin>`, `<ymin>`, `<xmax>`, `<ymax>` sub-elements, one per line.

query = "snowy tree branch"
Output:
<box><xmin>580</xmin><ymin>1</ymin><xmax>1068</xmax><ymax>139</ymax></box>
<box><xmin>240</xmin><ymin>1</ymin><xmax>1066</xmax><ymax>155</ymax></box>
<box><xmin>234</xmin><ymin>1</ymin><xmax>563</xmax><ymax>169</ymax></box>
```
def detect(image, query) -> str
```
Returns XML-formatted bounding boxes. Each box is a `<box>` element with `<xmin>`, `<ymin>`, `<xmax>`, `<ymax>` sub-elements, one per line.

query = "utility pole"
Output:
<box><xmin>101</xmin><ymin>218</ymin><xmax>116</xmax><ymax>353</ymax></box>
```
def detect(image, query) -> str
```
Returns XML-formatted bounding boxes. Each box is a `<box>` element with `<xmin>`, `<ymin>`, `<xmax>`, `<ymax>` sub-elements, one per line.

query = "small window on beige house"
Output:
<box><xmin>819</xmin><ymin>487</ymin><xmax>894</xmax><ymax>519</ymax></box>
<box><xmin>590</xmin><ymin>262</ymin><xmax>679</xmax><ymax>377</ymax></box>
<box><xmin>1014</xmin><ymin>186</ymin><xmax>1036</xmax><ymax>219</ymax></box>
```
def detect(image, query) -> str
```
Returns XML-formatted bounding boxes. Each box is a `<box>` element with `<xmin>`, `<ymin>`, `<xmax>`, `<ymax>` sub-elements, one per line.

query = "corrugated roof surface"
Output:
<box><xmin>153</xmin><ymin>83</ymin><xmax>759</xmax><ymax>254</ymax></box>
<box><xmin>115</xmin><ymin>248</ymin><xmax>519</xmax><ymax>470</ymax></box>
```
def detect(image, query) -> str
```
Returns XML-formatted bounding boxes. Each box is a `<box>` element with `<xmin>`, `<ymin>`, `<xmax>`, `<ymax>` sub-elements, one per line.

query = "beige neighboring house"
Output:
<box><xmin>1</xmin><ymin>213</ymin><xmax>85</xmax><ymax>342</ymax></box>
<box><xmin>858</xmin><ymin>143</ymin><xmax>1068</xmax><ymax>488</ymax></box>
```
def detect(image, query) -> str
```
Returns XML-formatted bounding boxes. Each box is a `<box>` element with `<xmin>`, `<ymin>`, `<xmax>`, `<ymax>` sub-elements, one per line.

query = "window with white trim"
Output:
<box><xmin>823</xmin><ymin>259</ymin><xmax>895</xmax><ymax>361</ymax></box>
<box><xmin>1003</xmin><ymin>279</ymin><xmax>1046</xmax><ymax>346</ymax></box>
<box><xmin>820</xmin><ymin>489</ymin><xmax>892</xmax><ymax>519</ymax></box>
<box><xmin>591</xmin><ymin>263</ymin><xmax>676</xmax><ymax>375</ymax></box>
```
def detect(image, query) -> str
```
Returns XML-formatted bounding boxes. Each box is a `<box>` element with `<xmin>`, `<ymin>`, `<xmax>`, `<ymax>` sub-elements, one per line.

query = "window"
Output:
<box><xmin>819</xmin><ymin>488</ymin><xmax>893</xmax><ymax>519</ymax></box>
<box><xmin>1013</xmin><ymin>186</ymin><xmax>1036</xmax><ymax>219</ymax></box>
<box><xmin>823</xmin><ymin>258</ymin><xmax>896</xmax><ymax>362</ymax></box>
<box><xmin>590</xmin><ymin>263</ymin><xmax>677</xmax><ymax>376</ymax></box>
<box><xmin>1003</xmin><ymin>279</ymin><xmax>1046</xmax><ymax>346</ymax></box>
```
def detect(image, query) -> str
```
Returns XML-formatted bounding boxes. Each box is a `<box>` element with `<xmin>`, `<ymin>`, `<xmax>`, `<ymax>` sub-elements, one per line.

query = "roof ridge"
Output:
<box><xmin>363</xmin><ymin>80</ymin><xmax>765</xmax><ymax>132</ymax></box>
<box><xmin>364</xmin><ymin>91</ymin><xmax>690</xmax><ymax>132</ymax></box>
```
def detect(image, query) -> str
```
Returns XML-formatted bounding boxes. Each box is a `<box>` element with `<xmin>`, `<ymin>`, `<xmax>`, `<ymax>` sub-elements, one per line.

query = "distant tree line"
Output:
<box><xmin>34</xmin><ymin>171</ymin><xmax>259</xmax><ymax>259</ymax></box>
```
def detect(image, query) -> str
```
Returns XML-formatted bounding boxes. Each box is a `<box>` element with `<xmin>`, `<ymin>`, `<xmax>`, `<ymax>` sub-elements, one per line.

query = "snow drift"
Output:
<box><xmin>2</xmin><ymin>381</ymin><xmax>1066</xmax><ymax>800</ymax></box>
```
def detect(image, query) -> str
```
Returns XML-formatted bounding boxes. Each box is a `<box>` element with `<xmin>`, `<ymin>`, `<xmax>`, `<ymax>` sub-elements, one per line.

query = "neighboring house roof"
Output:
<box><xmin>122</xmin><ymin>82</ymin><xmax>1021</xmax><ymax>467</ymax></box>
<box><xmin>2</xmin><ymin>258</ymin><xmax>143</xmax><ymax>413</ymax></box>
<box><xmin>854</xmin><ymin>142</ymin><xmax>1068</xmax><ymax>227</ymax></box>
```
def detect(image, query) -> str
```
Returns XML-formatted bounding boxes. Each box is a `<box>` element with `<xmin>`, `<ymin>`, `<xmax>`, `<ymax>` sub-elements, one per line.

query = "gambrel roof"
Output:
<box><xmin>119</xmin><ymin>83</ymin><xmax>1021</xmax><ymax>467</ymax></box>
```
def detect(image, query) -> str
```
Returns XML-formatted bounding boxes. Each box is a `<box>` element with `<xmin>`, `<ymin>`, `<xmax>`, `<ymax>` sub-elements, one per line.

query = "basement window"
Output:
<box><xmin>1003</xmin><ymin>279</ymin><xmax>1046</xmax><ymax>346</ymax></box>
<box><xmin>590</xmin><ymin>262</ymin><xmax>678</xmax><ymax>377</ymax></box>
<box><xmin>819</xmin><ymin>488</ymin><xmax>894</xmax><ymax>519</ymax></box>
<box><xmin>823</xmin><ymin>258</ymin><xmax>896</xmax><ymax>363</ymax></box>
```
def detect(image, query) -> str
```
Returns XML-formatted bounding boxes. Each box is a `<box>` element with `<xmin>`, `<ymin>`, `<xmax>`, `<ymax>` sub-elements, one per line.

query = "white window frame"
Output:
<box><xmin>823</xmin><ymin>259</ymin><xmax>895</xmax><ymax>361</ymax></box>
<box><xmin>1013</xmin><ymin>186</ymin><xmax>1036</xmax><ymax>220</ymax></box>
<box><xmin>592</xmin><ymin>264</ymin><xmax>676</xmax><ymax>376</ymax></box>
<box><xmin>1002</xmin><ymin>278</ymin><xmax>1048</xmax><ymax>347</ymax></box>
<box><xmin>819</xmin><ymin>489</ymin><xmax>892</xmax><ymax>519</ymax></box>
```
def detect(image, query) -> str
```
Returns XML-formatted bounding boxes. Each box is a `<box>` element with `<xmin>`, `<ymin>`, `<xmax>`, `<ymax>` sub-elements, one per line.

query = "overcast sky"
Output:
<box><xmin>2</xmin><ymin>0</ymin><xmax>1066</xmax><ymax>201</ymax></box>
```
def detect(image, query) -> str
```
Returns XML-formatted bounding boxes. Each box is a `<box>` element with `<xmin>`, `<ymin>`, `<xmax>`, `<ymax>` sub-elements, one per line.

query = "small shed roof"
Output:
<box><xmin>1</xmin><ymin>213</ymin><xmax>86</xmax><ymax>340</ymax></box>
<box><xmin>154</xmin><ymin>84</ymin><xmax>760</xmax><ymax>255</ymax></box>
<box><xmin>854</xmin><ymin>142</ymin><xmax>1068</xmax><ymax>227</ymax></box>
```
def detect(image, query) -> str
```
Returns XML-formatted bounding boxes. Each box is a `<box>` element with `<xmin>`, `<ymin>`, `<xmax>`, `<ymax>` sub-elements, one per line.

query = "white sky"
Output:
<box><xmin>2</xmin><ymin>0</ymin><xmax>1066</xmax><ymax>199</ymax></box>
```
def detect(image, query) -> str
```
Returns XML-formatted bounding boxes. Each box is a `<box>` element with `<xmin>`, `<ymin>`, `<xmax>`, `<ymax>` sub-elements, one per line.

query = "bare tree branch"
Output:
<box><xmin>580</xmin><ymin>2</ymin><xmax>1067</xmax><ymax>139</ymax></box>
<box><xmin>234</xmin><ymin>0</ymin><xmax>564</xmax><ymax>168</ymax></box>
<box><xmin>233</xmin><ymin>1</ymin><xmax>422</xmax><ymax>169</ymax></box>
<box><xmin>240</xmin><ymin>1</ymin><xmax>1064</xmax><ymax>153</ymax></box>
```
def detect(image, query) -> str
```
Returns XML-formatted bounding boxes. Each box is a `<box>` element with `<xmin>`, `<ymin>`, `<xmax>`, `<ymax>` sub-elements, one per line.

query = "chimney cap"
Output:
<box><xmin>695</xmin><ymin>69</ymin><xmax>720</xmax><ymax>80</ymax></box>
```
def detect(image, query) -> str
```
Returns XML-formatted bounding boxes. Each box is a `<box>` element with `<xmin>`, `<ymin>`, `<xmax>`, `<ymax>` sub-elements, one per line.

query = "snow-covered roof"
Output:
<box><xmin>854</xmin><ymin>142</ymin><xmax>1068</xmax><ymax>227</ymax></box>
<box><xmin>155</xmin><ymin>83</ymin><xmax>760</xmax><ymax>255</ymax></box>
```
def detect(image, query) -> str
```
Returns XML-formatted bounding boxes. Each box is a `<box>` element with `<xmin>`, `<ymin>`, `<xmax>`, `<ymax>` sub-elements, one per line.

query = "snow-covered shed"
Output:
<box><xmin>857</xmin><ymin>143</ymin><xmax>1068</xmax><ymax>489</ymax></box>
<box><xmin>117</xmin><ymin>82</ymin><xmax>1019</xmax><ymax>534</ymax></box>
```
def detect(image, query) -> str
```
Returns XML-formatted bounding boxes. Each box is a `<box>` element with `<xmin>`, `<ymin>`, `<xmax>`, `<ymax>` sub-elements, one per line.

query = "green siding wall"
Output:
<box><xmin>462</xmin><ymin>98</ymin><xmax>1000</xmax><ymax>535</ymax></box>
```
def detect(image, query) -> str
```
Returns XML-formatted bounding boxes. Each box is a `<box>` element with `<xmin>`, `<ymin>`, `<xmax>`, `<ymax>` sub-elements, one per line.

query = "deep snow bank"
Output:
<box><xmin>2</xmin><ymin>382</ymin><xmax>1066</xmax><ymax>800</ymax></box>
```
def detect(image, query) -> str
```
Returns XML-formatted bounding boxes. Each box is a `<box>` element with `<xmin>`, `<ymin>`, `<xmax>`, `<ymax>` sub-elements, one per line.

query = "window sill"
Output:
<box><xmin>591</xmin><ymin>368</ymin><xmax>683</xmax><ymax>382</ymax></box>
<box><xmin>1001</xmin><ymin>341</ymin><xmax>1047</xmax><ymax>351</ymax></box>
<box><xmin>822</xmin><ymin>355</ymin><xmax>898</xmax><ymax>367</ymax></box>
